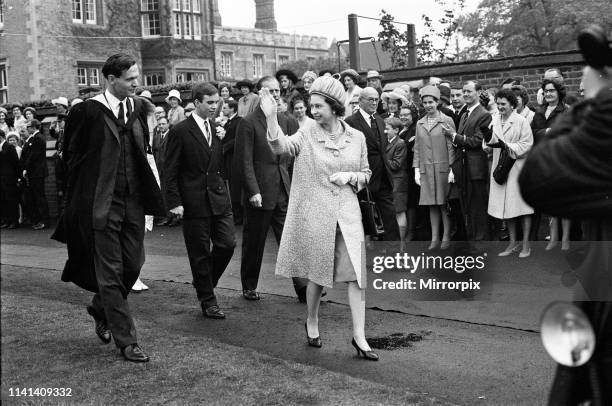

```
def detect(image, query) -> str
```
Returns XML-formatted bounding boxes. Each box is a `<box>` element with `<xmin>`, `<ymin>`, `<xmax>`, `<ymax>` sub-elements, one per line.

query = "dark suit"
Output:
<box><xmin>20</xmin><ymin>131</ymin><xmax>49</xmax><ymax>224</ymax></box>
<box><xmin>164</xmin><ymin>115</ymin><xmax>236</xmax><ymax>308</ymax></box>
<box><xmin>223</xmin><ymin>114</ymin><xmax>243</xmax><ymax>218</ymax></box>
<box><xmin>451</xmin><ymin>104</ymin><xmax>492</xmax><ymax>241</ymax></box>
<box><xmin>235</xmin><ymin>107</ymin><xmax>307</xmax><ymax>293</ymax></box>
<box><xmin>53</xmin><ymin>96</ymin><xmax>165</xmax><ymax>348</ymax></box>
<box><xmin>0</xmin><ymin>140</ymin><xmax>20</xmax><ymax>225</ymax></box>
<box><xmin>345</xmin><ymin>110</ymin><xmax>400</xmax><ymax>241</ymax></box>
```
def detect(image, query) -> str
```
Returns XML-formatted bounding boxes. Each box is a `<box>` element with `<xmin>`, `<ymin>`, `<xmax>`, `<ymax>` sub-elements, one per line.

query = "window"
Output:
<box><xmin>220</xmin><ymin>52</ymin><xmax>233</xmax><ymax>78</ymax></box>
<box><xmin>141</xmin><ymin>0</ymin><xmax>160</xmax><ymax>37</ymax></box>
<box><xmin>278</xmin><ymin>55</ymin><xmax>289</xmax><ymax>66</ymax></box>
<box><xmin>173</xmin><ymin>0</ymin><xmax>201</xmax><ymax>40</ymax></box>
<box><xmin>176</xmin><ymin>70</ymin><xmax>209</xmax><ymax>83</ymax></box>
<box><xmin>72</xmin><ymin>0</ymin><xmax>99</xmax><ymax>24</ymax></box>
<box><xmin>145</xmin><ymin>72</ymin><xmax>165</xmax><ymax>86</ymax></box>
<box><xmin>77</xmin><ymin>65</ymin><xmax>101</xmax><ymax>87</ymax></box>
<box><xmin>0</xmin><ymin>63</ymin><xmax>7</xmax><ymax>104</ymax></box>
<box><xmin>252</xmin><ymin>54</ymin><xmax>264</xmax><ymax>78</ymax></box>
<box><xmin>307</xmin><ymin>57</ymin><xmax>316</xmax><ymax>66</ymax></box>
<box><xmin>0</xmin><ymin>0</ymin><xmax>5</xmax><ymax>30</ymax></box>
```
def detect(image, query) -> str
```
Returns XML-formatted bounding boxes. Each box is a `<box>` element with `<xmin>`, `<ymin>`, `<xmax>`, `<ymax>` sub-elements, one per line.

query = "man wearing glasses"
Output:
<box><xmin>345</xmin><ymin>87</ymin><xmax>400</xmax><ymax>241</ymax></box>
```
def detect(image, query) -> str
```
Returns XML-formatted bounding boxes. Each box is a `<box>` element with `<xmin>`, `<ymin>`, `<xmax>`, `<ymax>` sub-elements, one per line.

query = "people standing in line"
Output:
<box><xmin>166</xmin><ymin>89</ymin><xmax>185</xmax><ymax>126</ymax></box>
<box><xmin>152</xmin><ymin>117</ymin><xmax>172</xmax><ymax>227</ymax></box>
<box><xmin>441</xmin><ymin>80</ymin><xmax>493</xmax><ymax>242</ymax></box>
<box><xmin>235</xmin><ymin>76</ymin><xmax>308</xmax><ymax>302</ymax></box>
<box><xmin>164</xmin><ymin>82</ymin><xmax>236</xmax><ymax>320</ymax></box>
<box><xmin>236</xmin><ymin>79</ymin><xmax>260</xmax><ymax>118</ymax></box>
<box><xmin>0</xmin><ymin>129</ymin><xmax>21</xmax><ymax>229</ymax></box>
<box><xmin>221</xmin><ymin>99</ymin><xmax>244</xmax><ymax>226</ymax></box>
<box><xmin>262</xmin><ymin>75</ymin><xmax>378</xmax><ymax>361</ymax></box>
<box><xmin>340</xmin><ymin>69</ymin><xmax>363</xmax><ymax>118</ymax></box>
<box><xmin>384</xmin><ymin>117</ymin><xmax>409</xmax><ymax>243</ymax></box>
<box><xmin>398</xmin><ymin>106</ymin><xmax>419</xmax><ymax>241</ymax></box>
<box><xmin>345</xmin><ymin>87</ymin><xmax>401</xmax><ymax>241</ymax></box>
<box><xmin>531</xmin><ymin>78</ymin><xmax>571</xmax><ymax>249</ymax></box>
<box><xmin>52</xmin><ymin>53</ymin><xmax>165</xmax><ymax>362</ymax></box>
<box><xmin>482</xmin><ymin>89</ymin><xmax>534</xmax><ymax>258</ymax></box>
<box><xmin>20</xmin><ymin>119</ymin><xmax>49</xmax><ymax>230</ymax></box>
<box><xmin>291</xmin><ymin>97</ymin><xmax>315</xmax><ymax>129</ymax></box>
<box><xmin>414</xmin><ymin>86</ymin><xmax>456</xmax><ymax>250</ymax></box>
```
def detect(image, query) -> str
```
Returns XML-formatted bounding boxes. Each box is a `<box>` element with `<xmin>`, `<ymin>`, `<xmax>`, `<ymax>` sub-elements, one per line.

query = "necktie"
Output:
<box><xmin>458</xmin><ymin>109</ymin><xmax>468</xmax><ymax>132</ymax></box>
<box><xmin>126</xmin><ymin>98</ymin><xmax>132</xmax><ymax>119</ymax></box>
<box><xmin>370</xmin><ymin>115</ymin><xmax>377</xmax><ymax>133</ymax></box>
<box><xmin>118</xmin><ymin>101</ymin><xmax>125</xmax><ymax>123</ymax></box>
<box><xmin>204</xmin><ymin>120</ymin><xmax>211</xmax><ymax>146</ymax></box>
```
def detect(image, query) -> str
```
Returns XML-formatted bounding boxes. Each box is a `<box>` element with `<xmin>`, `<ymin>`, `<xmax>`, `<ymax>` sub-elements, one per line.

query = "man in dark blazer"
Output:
<box><xmin>152</xmin><ymin>116</ymin><xmax>171</xmax><ymax>226</ymax></box>
<box><xmin>20</xmin><ymin>119</ymin><xmax>49</xmax><ymax>229</ymax></box>
<box><xmin>345</xmin><ymin>87</ymin><xmax>400</xmax><ymax>241</ymax></box>
<box><xmin>235</xmin><ymin>76</ymin><xmax>307</xmax><ymax>301</ymax></box>
<box><xmin>442</xmin><ymin>80</ymin><xmax>492</xmax><ymax>241</ymax></box>
<box><xmin>164</xmin><ymin>82</ymin><xmax>236</xmax><ymax>319</ymax></box>
<box><xmin>222</xmin><ymin>99</ymin><xmax>243</xmax><ymax>225</ymax></box>
<box><xmin>0</xmin><ymin>129</ymin><xmax>20</xmax><ymax>228</ymax></box>
<box><xmin>52</xmin><ymin>54</ymin><xmax>165</xmax><ymax>363</ymax></box>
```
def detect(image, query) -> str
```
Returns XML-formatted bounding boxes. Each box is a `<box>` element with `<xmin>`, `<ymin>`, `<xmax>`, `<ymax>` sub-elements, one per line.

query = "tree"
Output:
<box><xmin>458</xmin><ymin>0</ymin><xmax>612</xmax><ymax>58</ymax></box>
<box><xmin>278</xmin><ymin>57</ymin><xmax>349</xmax><ymax>77</ymax></box>
<box><xmin>377</xmin><ymin>0</ymin><xmax>465</xmax><ymax>66</ymax></box>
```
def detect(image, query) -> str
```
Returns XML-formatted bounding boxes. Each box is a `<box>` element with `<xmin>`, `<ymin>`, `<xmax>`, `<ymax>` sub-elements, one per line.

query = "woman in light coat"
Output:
<box><xmin>414</xmin><ymin>85</ymin><xmax>456</xmax><ymax>250</ymax></box>
<box><xmin>484</xmin><ymin>89</ymin><xmax>534</xmax><ymax>258</ymax></box>
<box><xmin>262</xmin><ymin>76</ymin><xmax>378</xmax><ymax>361</ymax></box>
<box><xmin>340</xmin><ymin>69</ymin><xmax>363</xmax><ymax>118</ymax></box>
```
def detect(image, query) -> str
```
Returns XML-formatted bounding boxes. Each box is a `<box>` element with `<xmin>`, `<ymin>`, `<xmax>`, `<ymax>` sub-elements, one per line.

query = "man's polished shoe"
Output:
<box><xmin>121</xmin><ymin>344</ymin><xmax>150</xmax><ymax>363</ymax></box>
<box><xmin>154</xmin><ymin>218</ymin><xmax>168</xmax><ymax>226</ymax></box>
<box><xmin>86</xmin><ymin>306</ymin><xmax>111</xmax><ymax>344</ymax></box>
<box><xmin>32</xmin><ymin>222</ymin><xmax>47</xmax><ymax>230</ymax></box>
<box><xmin>202</xmin><ymin>304</ymin><xmax>226</xmax><ymax>319</ymax></box>
<box><xmin>242</xmin><ymin>290</ymin><xmax>260</xmax><ymax>300</ymax></box>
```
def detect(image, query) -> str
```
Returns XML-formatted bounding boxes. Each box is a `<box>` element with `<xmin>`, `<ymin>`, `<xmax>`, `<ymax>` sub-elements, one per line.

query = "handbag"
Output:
<box><xmin>359</xmin><ymin>180</ymin><xmax>385</xmax><ymax>237</ymax></box>
<box><xmin>493</xmin><ymin>144</ymin><xmax>516</xmax><ymax>185</ymax></box>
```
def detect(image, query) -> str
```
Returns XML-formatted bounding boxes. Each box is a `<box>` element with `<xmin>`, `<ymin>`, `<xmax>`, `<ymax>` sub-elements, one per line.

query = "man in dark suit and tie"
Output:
<box><xmin>222</xmin><ymin>99</ymin><xmax>244</xmax><ymax>225</ymax></box>
<box><xmin>20</xmin><ymin>119</ymin><xmax>49</xmax><ymax>230</ymax></box>
<box><xmin>0</xmin><ymin>129</ymin><xmax>21</xmax><ymax>228</ymax></box>
<box><xmin>164</xmin><ymin>83</ymin><xmax>236</xmax><ymax>319</ymax></box>
<box><xmin>53</xmin><ymin>53</ymin><xmax>165</xmax><ymax>362</ymax></box>
<box><xmin>442</xmin><ymin>80</ymin><xmax>492</xmax><ymax>241</ymax></box>
<box><xmin>235</xmin><ymin>76</ymin><xmax>308</xmax><ymax>302</ymax></box>
<box><xmin>345</xmin><ymin>87</ymin><xmax>400</xmax><ymax>241</ymax></box>
<box><xmin>152</xmin><ymin>117</ymin><xmax>171</xmax><ymax>226</ymax></box>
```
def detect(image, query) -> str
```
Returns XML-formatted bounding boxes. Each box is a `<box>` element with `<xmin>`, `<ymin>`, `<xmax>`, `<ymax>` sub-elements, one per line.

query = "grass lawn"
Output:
<box><xmin>1</xmin><ymin>266</ymin><xmax>446</xmax><ymax>405</ymax></box>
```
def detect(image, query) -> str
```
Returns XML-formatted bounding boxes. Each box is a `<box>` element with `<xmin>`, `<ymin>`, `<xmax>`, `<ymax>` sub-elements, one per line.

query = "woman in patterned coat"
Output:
<box><xmin>262</xmin><ymin>76</ymin><xmax>378</xmax><ymax>361</ymax></box>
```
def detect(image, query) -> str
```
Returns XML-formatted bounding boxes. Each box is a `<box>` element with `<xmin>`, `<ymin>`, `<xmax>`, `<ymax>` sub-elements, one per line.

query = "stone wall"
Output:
<box><xmin>378</xmin><ymin>50</ymin><xmax>585</xmax><ymax>98</ymax></box>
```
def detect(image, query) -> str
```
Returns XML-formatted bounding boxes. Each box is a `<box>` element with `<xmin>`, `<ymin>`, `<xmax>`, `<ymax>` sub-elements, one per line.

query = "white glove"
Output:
<box><xmin>329</xmin><ymin>172</ymin><xmax>355</xmax><ymax>186</ymax></box>
<box><xmin>448</xmin><ymin>168</ymin><xmax>455</xmax><ymax>184</ymax></box>
<box><xmin>414</xmin><ymin>169</ymin><xmax>421</xmax><ymax>186</ymax></box>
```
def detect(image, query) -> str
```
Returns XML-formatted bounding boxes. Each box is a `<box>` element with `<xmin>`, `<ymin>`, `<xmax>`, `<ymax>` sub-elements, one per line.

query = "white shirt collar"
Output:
<box><xmin>191</xmin><ymin>112</ymin><xmax>211</xmax><ymax>139</ymax></box>
<box><xmin>466</xmin><ymin>102</ymin><xmax>479</xmax><ymax>116</ymax></box>
<box><xmin>359</xmin><ymin>107</ymin><xmax>375</xmax><ymax>123</ymax></box>
<box><xmin>26</xmin><ymin>130</ymin><xmax>39</xmax><ymax>142</ymax></box>
<box><xmin>92</xmin><ymin>89</ymin><xmax>132</xmax><ymax>118</ymax></box>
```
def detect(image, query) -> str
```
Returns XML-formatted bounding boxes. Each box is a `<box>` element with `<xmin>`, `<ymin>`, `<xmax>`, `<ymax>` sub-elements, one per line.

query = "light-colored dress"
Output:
<box><xmin>167</xmin><ymin>106</ymin><xmax>185</xmax><ymax>126</ymax></box>
<box><xmin>484</xmin><ymin>111</ymin><xmax>534</xmax><ymax>219</ymax></box>
<box><xmin>268</xmin><ymin>121</ymin><xmax>371</xmax><ymax>288</ymax></box>
<box><xmin>413</xmin><ymin>113</ymin><xmax>456</xmax><ymax>205</ymax></box>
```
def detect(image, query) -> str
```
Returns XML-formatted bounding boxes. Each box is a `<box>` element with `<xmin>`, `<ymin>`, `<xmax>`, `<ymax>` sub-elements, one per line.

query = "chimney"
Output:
<box><xmin>254</xmin><ymin>0</ymin><xmax>277</xmax><ymax>31</ymax></box>
<box><xmin>212</xmin><ymin>0</ymin><xmax>222</xmax><ymax>26</ymax></box>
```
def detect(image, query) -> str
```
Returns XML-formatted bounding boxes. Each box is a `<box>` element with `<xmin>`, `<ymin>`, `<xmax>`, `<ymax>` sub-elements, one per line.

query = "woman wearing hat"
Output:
<box><xmin>381</xmin><ymin>90</ymin><xmax>408</xmax><ymax>118</ymax></box>
<box><xmin>260</xmin><ymin>76</ymin><xmax>379</xmax><ymax>361</ymax></box>
<box><xmin>413</xmin><ymin>85</ymin><xmax>456</xmax><ymax>250</ymax></box>
<box><xmin>23</xmin><ymin>107</ymin><xmax>36</xmax><ymax>122</ymax></box>
<box><xmin>276</xmin><ymin>69</ymin><xmax>300</xmax><ymax>106</ymax></box>
<box><xmin>165</xmin><ymin>89</ymin><xmax>185</xmax><ymax>126</ymax></box>
<box><xmin>236</xmin><ymin>79</ymin><xmax>260</xmax><ymax>117</ymax></box>
<box><xmin>340</xmin><ymin>69</ymin><xmax>362</xmax><ymax>118</ymax></box>
<box><xmin>0</xmin><ymin>107</ymin><xmax>11</xmax><ymax>134</ymax></box>
<box><xmin>11</xmin><ymin>105</ymin><xmax>27</xmax><ymax>133</ymax></box>
<box><xmin>299</xmin><ymin>71</ymin><xmax>317</xmax><ymax>117</ymax></box>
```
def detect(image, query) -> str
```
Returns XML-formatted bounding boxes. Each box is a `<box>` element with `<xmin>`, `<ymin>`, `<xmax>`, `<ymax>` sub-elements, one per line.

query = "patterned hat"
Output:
<box><xmin>419</xmin><ymin>85</ymin><xmax>440</xmax><ymax>101</ymax></box>
<box><xmin>340</xmin><ymin>68</ymin><xmax>360</xmax><ymax>83</ymax></box>
<box><xmin>310</xmin><ymin>76</ymin><xmax>347</xmax><ymax>105</ymax></box>
<box><xmin>301</xmin><ymin>71</ymin><xmax>317</xmax><ymax>82</ymax></box>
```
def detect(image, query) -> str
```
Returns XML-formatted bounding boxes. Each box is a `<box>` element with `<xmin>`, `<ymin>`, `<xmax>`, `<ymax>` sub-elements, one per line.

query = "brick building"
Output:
<box><xmin>0</xmin><ymin>0</ymin><xmax>328</xmax><ymax>104</ymax></box>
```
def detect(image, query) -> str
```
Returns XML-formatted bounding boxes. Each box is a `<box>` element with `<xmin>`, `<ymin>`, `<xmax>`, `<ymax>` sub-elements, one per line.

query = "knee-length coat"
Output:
<box><xmin>413</xmin><ymin>113</ymin><xmax>456</xmax><ymax>205</ymax></box>
<box><xmin>268</xmin><ymin>121</ymin><xmax>371</xmax><ymax>288</ymax></box>
<box><xmin>484</xmin><ymin>111</ymin><xmax>534</xmax><ymax>219</ymax></box>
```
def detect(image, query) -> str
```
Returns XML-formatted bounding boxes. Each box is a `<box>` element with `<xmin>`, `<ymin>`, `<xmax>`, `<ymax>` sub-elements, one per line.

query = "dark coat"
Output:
<box><xmin>530</xmin><ymin>102</ymin><xmax>569</xmax><ymax>145</ymax></box>
<box><xmin>452</xmin><ymin>104</ymin><xmax>492</xmax><ymax>182</ymax></box>
<box><xmin>52</xmin><ymin>98</ymin><xmax>165</xmax><ymax>292</ymax></box>
<box><xmin>222</xmin><ymin>114</ymin><xmax>243</xmax><ymax>203</ymax></box>
<box><xmin>152</xmin><ymin>128</ymin><xmax>169</xmax><ymax>174</ymax></box>
<box><xmin>20</xmin><ymin>132</ymin><xmax>48</xmax><ymax>179</ymax></box>
<box><xmin>345</xmin><ymin>111</ymin><xmax>394</xmax><ymax>192</ymax></box>
<box><xmin>0</xmin><ymin>141</ymin><xmax>20</xmax><ymax>184</ymax></box>
<box><xmin>235</xmin><ymin>107</ymin><xmax>297</xmax><ymax>210</ymax></box>
<box><xmin>163</xmin><ymin>115</ymin><xmax>231</xmax><ymax>218</ymax></box>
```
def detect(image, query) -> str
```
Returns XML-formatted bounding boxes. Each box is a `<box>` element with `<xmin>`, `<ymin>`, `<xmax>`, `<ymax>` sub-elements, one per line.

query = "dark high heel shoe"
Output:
<box><xmin>305</xmin><ymin>322</ymin><xmax>322</xmax><ymax>348</ymax></box>
<box><xmin>351</xmin><ymin>338</ymin><xmax>379</xmax><ymax>361</ymax></box>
